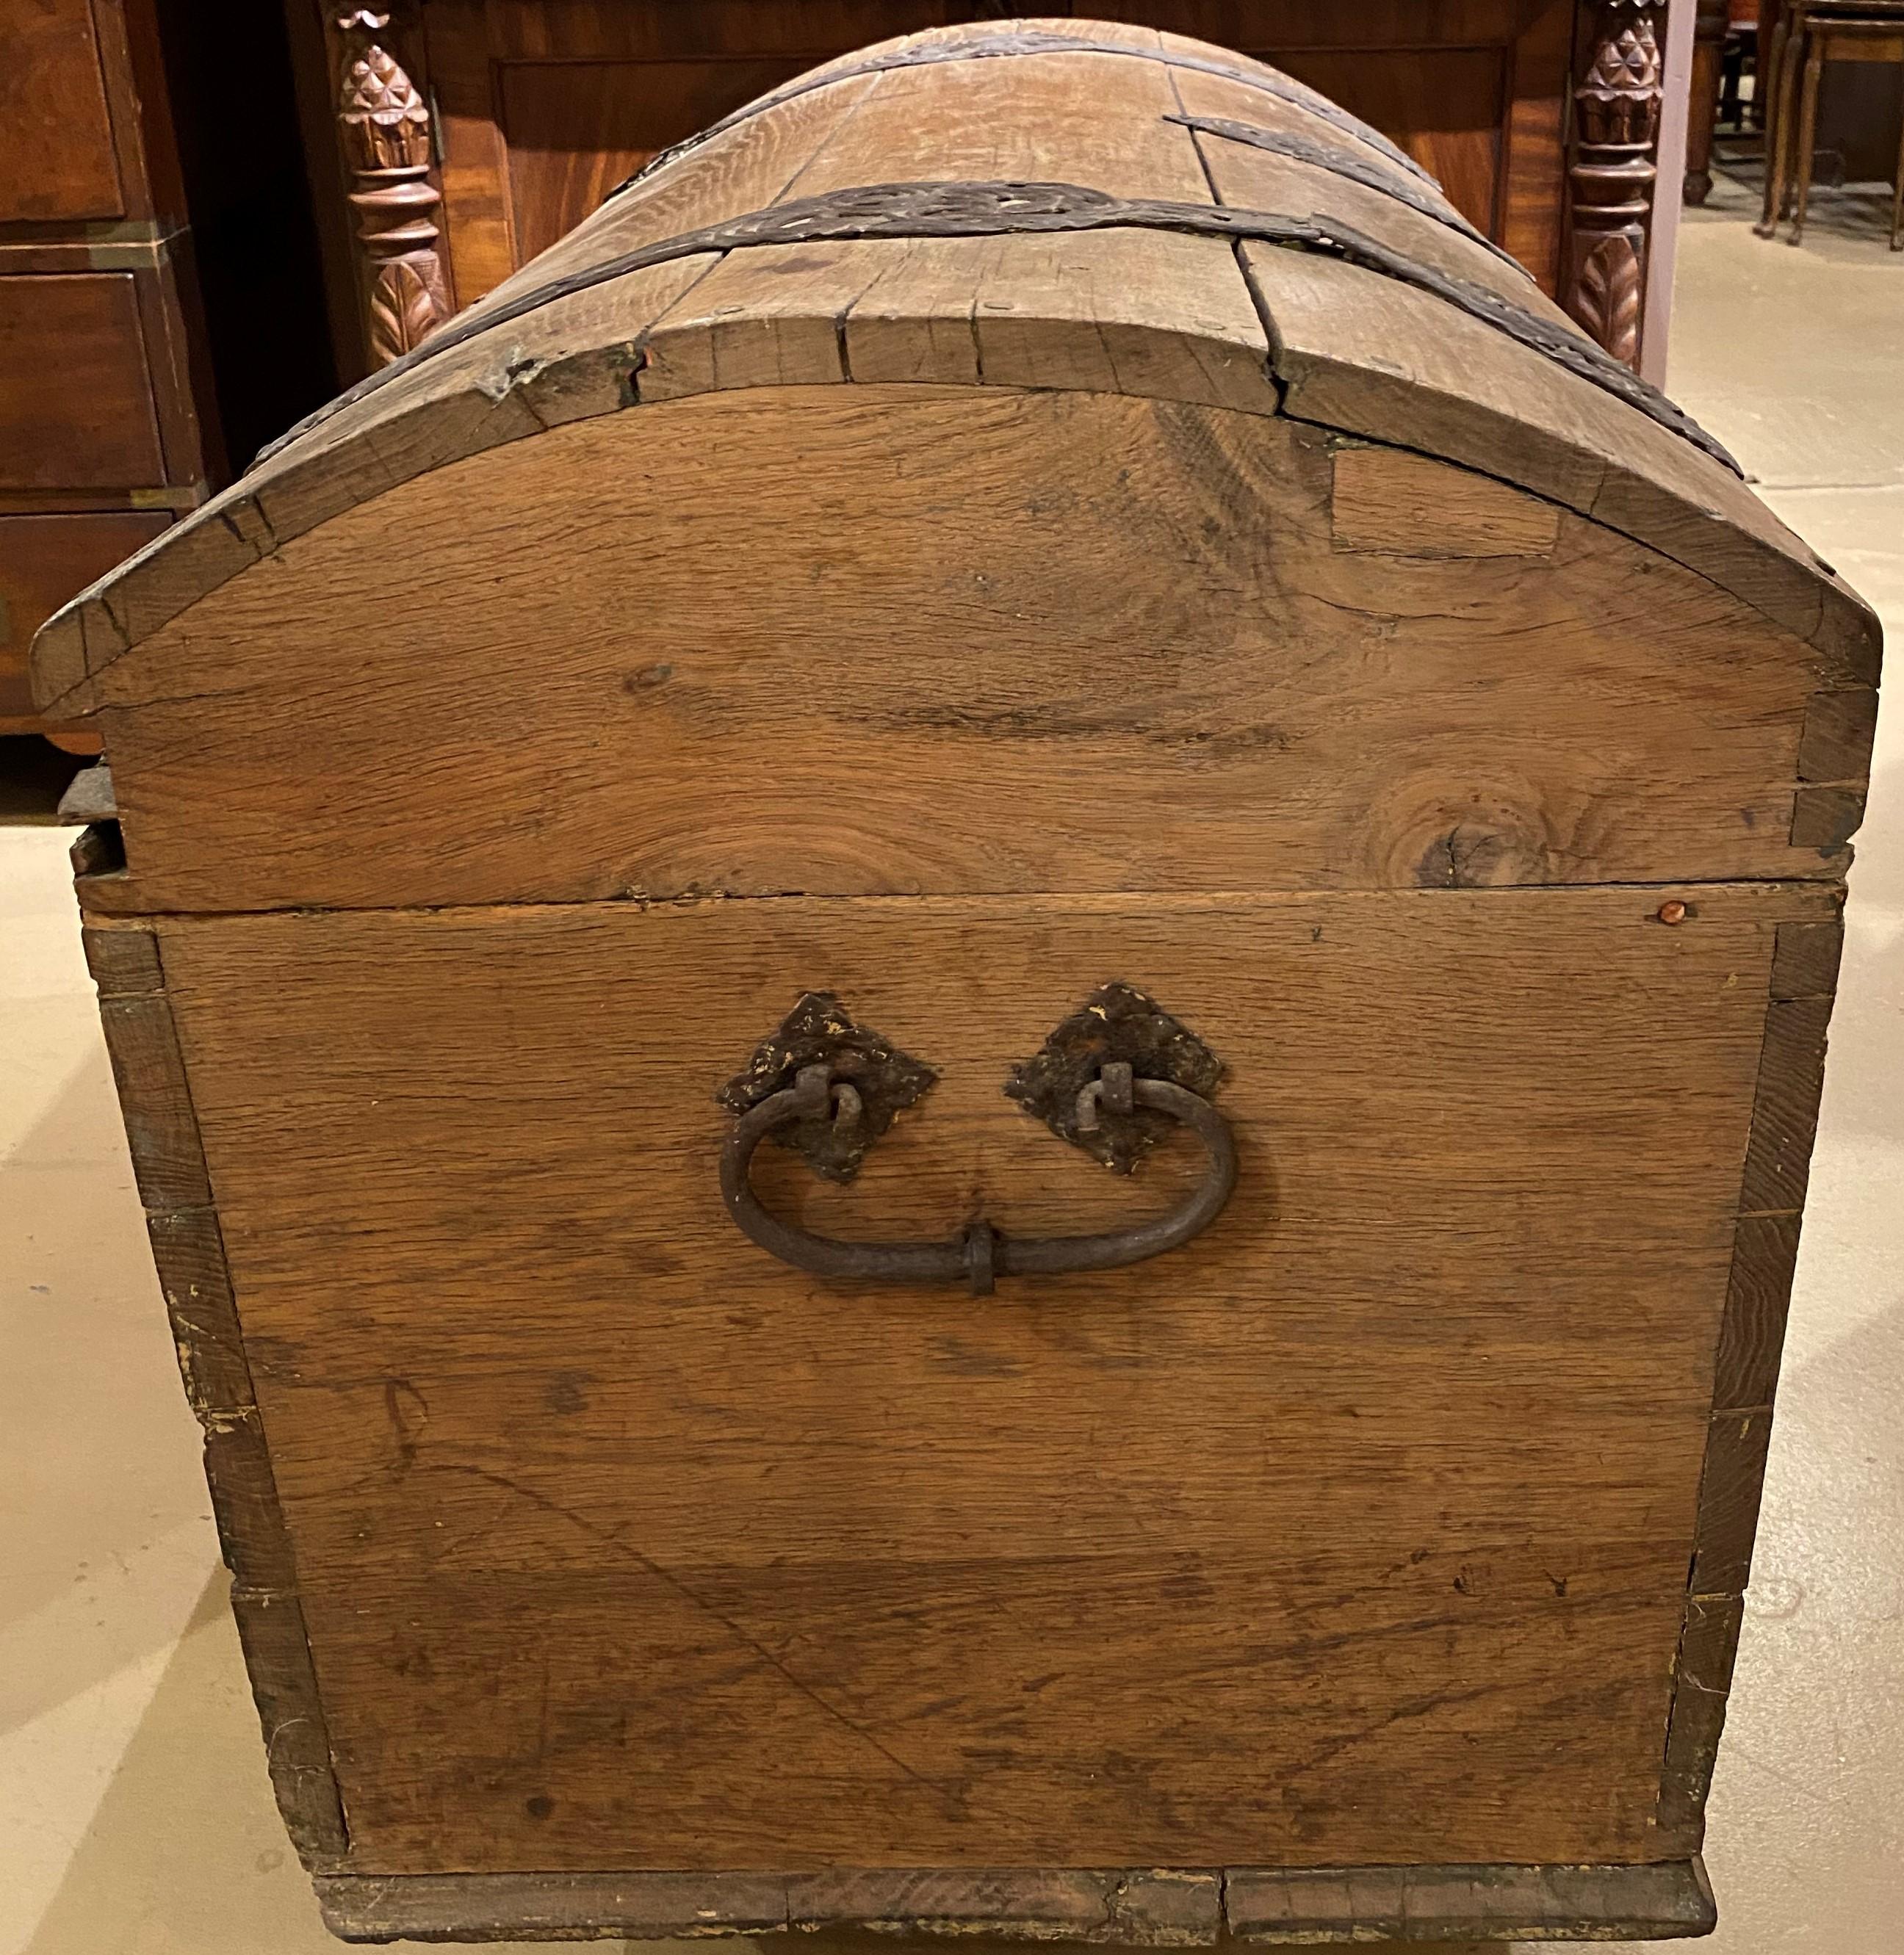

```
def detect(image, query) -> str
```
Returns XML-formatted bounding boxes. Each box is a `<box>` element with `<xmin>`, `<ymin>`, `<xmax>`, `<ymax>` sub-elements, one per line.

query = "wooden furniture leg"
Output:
<box><xmin>1793</xmin><ymin>29</ymin><xmax>1826</xmax><ymax>241</ymax></box>
<box><xmin>1757</xmin><ymin>7</ymin><xmax>1793</xmax><ymax>230</ymax></box>
<box><xmin>1687</xmin><ymin>0</ymin><xmax>1729</xmax><ymax>201</ymax></box>
<box><xmin>1764</xmin><ymin>7</ymin><xmax>1809</xmax><ymax>233</ymax></box>
<box><xmin>1894</xmin><ymin>68</ymin><xmax>1904</xmax><ymax>246</ymax></box>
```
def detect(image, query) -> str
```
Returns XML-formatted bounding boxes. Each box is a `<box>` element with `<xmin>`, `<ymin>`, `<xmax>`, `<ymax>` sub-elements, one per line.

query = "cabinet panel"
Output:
<box><xmin>0</xmin><ymin>272</ymin><xmax>165</xmax><ymax>489</ymax></box>
<box><xmin>0</xmin><ymin>509</ymin><xmax>166</xmax><ymax>723</ymax></box>
<box><xmin>498</xmin><ymin>57</ymin><xmax>815</xmax><ymax>264</ymax></box>
<box><xmin>1270</xmin><ymin>47</ymin><xmax>1507</xmax><ymax>237</ymax></box>
<box><xmin>0</xmin><ymin>0</ymin><xmax>124</xmax><ymax>223</ymax></box>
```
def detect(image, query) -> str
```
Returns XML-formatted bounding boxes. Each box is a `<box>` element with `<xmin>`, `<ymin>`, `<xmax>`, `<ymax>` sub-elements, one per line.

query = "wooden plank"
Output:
<box><xmin>1770</xmin><ymin>914</ymin><xmax>1844</xmax><ymax>1002</ymax></box>
<box><xmin>314</xmin><ymin>1866</ymin><xmax>1215</xmax><ymax>1944</ymax></box>
<box><xmin>1658</xmin><ymin>1593</ymin><xmax>1746</xmax><ymax>1843</ymax></box>
<box><xmin>632</xmin><ymin>40</ymin><xmax>1267</xmax><ymax>414</ymax></box>
<box><xmin>54</xmin><ymin>761</ymin><xmax>116</xmax><ymax>825</ymax></box>
<box><xmin>313</xmin><ymin>1859</ymin><xmax>1711</xmax><ymax>1945</ymax></box>
<box><xmin>1791</xmin><ymin>784</ymin><xmax>1868</xmax><ymax>852</ymax></box>
<box><xmin>95</xmin><ymin>989</ymin><xmax>211</xmax><ymax>1210</ymax></box>
<box><xmin>1690</xmin><ymin>1408</ymin><xmax>1775</xmax><ymax>1601</ymax></box>
<box><xmin>1797</xmin><ymin>686</ymin><xmax>1880</xmax><ymax>782</ymax></box>
<box><xmin>1225</xmin><ymin>1858</ymin><xmax>1714</xmax><ymax>1940</ymax></box>
<box><xmin>79</xmin><ymin>917</ymin><xmax>347</xmax><ymax>1870</ymax></box>
<box><xmin>787</xmin><ymin>1870</ymin><xmax>1220</xmax><ymax>1943</ymax></box>
<box><xmin>640</xmin><ymin>231</ymin><xmax>1273</xmax><ymax>414</ymax></box>
<box><xmin>145</xmin><ymin>1204</ymin><xmax>256</xmax><ymax>1417</ymax></box>
<box><xmin>1737</xmin><ymin>994</ymin><xmax>1833</xmax><ymax>1216</ymax></box>
<box><xmin>1713</xmin><ymin>1212</ymin><xmax>1802</xmax><ymax>1415</ymax></box>
<box><xmin>203</xmin><ymin>1408</ymin><xmax>299</xmax><ymax>1593</ymax></box>
<box><xmin>785</xmin><ymin>44</ymin><xmax>1211</xmax><ymax>206</ymax></box>
<box><xmin>231</xmin><ymin>1586</ymin><xmax>349</xmax><ymax>1866</ymax></box>
<box><xmin>57</xmin><ymin>393</ymin><xmax>1847</xmax><ymax>914</ymax></box>
<box><xmin>82</xmin><ymin>918</ymin><xmax>162</xmax><ymax>994</ymax></box>
<box><xmin>1653</xmin><ymin>861</ymin><xmax>1845</xmax><ymax>1849</ymax></box>
<box><xmin>317</xmin><ymin>1868</ymin><xmax>789</xmax><ymax>1941</ymax></box>
<box><xmin>145</xmin><ymin>882</ymin><xmax>1817</xmax><ymax>1871</ymax></box>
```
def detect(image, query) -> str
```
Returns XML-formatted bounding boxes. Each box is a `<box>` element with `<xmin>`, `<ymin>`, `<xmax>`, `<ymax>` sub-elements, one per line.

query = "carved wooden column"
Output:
<box><xmin>1685</xmin><ymin>0</ymin><xmax>1730</xmax><ymax>203</ymax></box>
<box><xmin>334</xmin><ymin>7</ymin><xmax>450</xmax><ymax>367</ymax></box>
<box><xmin>1565</xmin><ymin>0</ymin><xmax>1665</xmax><ymax>369</ymax></box>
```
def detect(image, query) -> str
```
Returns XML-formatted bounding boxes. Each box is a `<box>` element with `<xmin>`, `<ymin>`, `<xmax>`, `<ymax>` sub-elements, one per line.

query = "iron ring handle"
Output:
<box><xmin>719</xmin><ymin>1062</ymin><xmax>1237</xmax><ymax>1295</ymax></box>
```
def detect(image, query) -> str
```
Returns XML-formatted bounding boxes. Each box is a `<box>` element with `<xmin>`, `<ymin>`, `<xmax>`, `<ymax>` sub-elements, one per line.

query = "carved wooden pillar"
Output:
<box><xmin>334</xmin><ymin>7</ymin><xmax>450</xmax><ymax>367</ymax></box>
<box><xmin>1685</xmin><ymin>0</ymin><xmax>1730</xmax><ymax>203</ymax></box>
<box><xmin>1565</xmin><ymin>0</ymin><xmax>1665</xmax><ymax>370</ymax></box>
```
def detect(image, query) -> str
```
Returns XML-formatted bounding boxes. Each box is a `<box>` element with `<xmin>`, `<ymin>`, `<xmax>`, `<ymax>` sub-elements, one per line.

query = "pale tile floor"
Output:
<box><xmin>2</xmin><ymin>173</ymin><xmax>1900</xmax><ymax>1955</ymax></box>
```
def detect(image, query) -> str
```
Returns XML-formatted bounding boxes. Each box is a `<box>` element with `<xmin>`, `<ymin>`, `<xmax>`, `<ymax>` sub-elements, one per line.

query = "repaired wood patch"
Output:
<box><xmin>1330</xmin><ymin>447</ymin><xmax>1561</xmax><ymax>558</ymax></box>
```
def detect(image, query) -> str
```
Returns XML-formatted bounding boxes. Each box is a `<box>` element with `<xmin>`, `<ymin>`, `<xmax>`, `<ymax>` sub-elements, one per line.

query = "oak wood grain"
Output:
<box><xmin>57</xmin><ymin>393</ymin><xmax>1853</xmax><ymax>914</ymax></box>
<box><xmin>1329</xmin><ymin>445</ymin><xmax>1560</xmax><ymax>557</ymax></box>
<box><xmin>86</xmin><ymin>919</ymin><xmax>345</xmax><ymax>1866</ymax></box>
<box><xmin>313</xmin><ymin>1857</ymin><xmax>1712</xmax><ymax>1943</ymax></box>
<box><xmin>1233</xmin><ymin>242</ymin><xmax>1877</xmax><ymax>678</ymax></box>
<box><xmin>134</xmin><ymin>881</ymin><xmax>1825</xmax><ymax>1871</ymax></box>
<box><xmin>1657</xmin><ymin>1593</ymin><xmax>1746</xmax><ymax>1846</ymax></box>
<box><xmin>30</xmin><ymin>16</ymin><xmax>1875</xmax><ymax>701</ymax></box>
<box><xmin>50</xmin><ymin>18</ymin><xmax>1874</xmax><ymax>1911</ymax></box>
<box><xmin>1223</xmin><ymin>1856</ymin><xmax>1714</xmax><ymax>1940</ymax></box>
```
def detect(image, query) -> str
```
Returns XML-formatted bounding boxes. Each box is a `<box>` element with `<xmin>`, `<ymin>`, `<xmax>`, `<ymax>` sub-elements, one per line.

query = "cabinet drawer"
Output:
<box><xmin>0</xmin><ymin>0</ymin><xmax>123</xmax><ymax>223</ymax></box>
<box><xmin>0</xmin><ymin>273</ymin><xmax>166</xmax><ymax>489</ymax></box>
<box><xmin>1</xmin><ymin>510</ymin><xmax>167</xmax><ymax>722</ymax></box>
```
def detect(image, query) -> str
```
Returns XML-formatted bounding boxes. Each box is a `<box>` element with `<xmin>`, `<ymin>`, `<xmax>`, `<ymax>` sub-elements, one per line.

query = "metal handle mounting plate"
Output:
<box><xmin>717</xmin><ymin>986</ymin><xmax>1237</xmax><ymax>1295</ymax></box>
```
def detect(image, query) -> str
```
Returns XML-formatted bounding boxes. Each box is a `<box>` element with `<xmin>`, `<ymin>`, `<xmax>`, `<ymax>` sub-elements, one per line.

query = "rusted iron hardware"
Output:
<box><xmin>1003</xmin><ymin>980</ymin><xmax>1225</xmax><ymax>1169</ymax></box>
<box><xmin>718</xmin><ymin>985</ymin><xmax>1237</xmax><ymax>1296</ymax></box>
<box><xmin>260</xmin><ymin>181</ymin><xmax>1739</xmax><ymax>476</ymax></box>
<box><xmin>716</xmin><ymin>990</ymin><xmax>937</xmax><ymax>1182</ymax></box>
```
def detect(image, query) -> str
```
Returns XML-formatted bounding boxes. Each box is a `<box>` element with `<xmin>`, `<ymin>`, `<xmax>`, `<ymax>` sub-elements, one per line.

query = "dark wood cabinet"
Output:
<box><xmin>0</xmin><ymin>0</ymin><xmax>220</xmax><ymax>753</ymax></box>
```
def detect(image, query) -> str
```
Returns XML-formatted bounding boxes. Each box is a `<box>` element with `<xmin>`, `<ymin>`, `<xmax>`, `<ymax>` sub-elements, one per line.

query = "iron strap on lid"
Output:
<box><xmin>256</xmin><ymin>181</ymin><xmax>1741</xmax><ymax>477</ymax></box>
<box><xmin>1162</xmin><ymin>112</ymin><xmax>1536</xmax><ymax>283</ymax></box>
<box><xmin>599</xmin><ymin>27</ymin><xmax>1441</xmax><ymax>201</ymax></box>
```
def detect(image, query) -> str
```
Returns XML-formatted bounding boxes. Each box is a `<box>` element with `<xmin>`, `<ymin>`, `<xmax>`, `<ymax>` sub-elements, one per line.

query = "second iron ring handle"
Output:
<box><xmin>718</xmin><ymin>1060</ymin><xmax>1237</xmax><ymax>1296</ymax></box>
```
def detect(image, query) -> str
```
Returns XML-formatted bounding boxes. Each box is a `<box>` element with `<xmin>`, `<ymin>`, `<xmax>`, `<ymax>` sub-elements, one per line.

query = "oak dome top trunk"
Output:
<box><xmin>32</xmin><ymin>17</ymin><xmax>1878</xmax><ymax>1948</ymax></box>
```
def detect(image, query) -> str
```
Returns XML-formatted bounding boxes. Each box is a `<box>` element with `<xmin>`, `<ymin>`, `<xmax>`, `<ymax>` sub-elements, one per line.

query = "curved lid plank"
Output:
<box><xmin>31</xmin><ymin>19</ymin><xmax>1877</xmax><ymax>719</ymax></box>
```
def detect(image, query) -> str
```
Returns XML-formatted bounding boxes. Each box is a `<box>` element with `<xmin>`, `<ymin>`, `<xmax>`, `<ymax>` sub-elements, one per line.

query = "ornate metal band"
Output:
<box><xmin>1164</xmin><ymin>112</ymin><xmax>1534</xmax><ymax>281</ymax></box>
<box><xmin>602</xmin><ymin>28</ymin><xmax>1439</xmax><ymax>200</ymax></box>
<box><xmin>259</xmin><ymin>181</ymin><xmax>1739</xmax><ymax>475</ymax></box>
